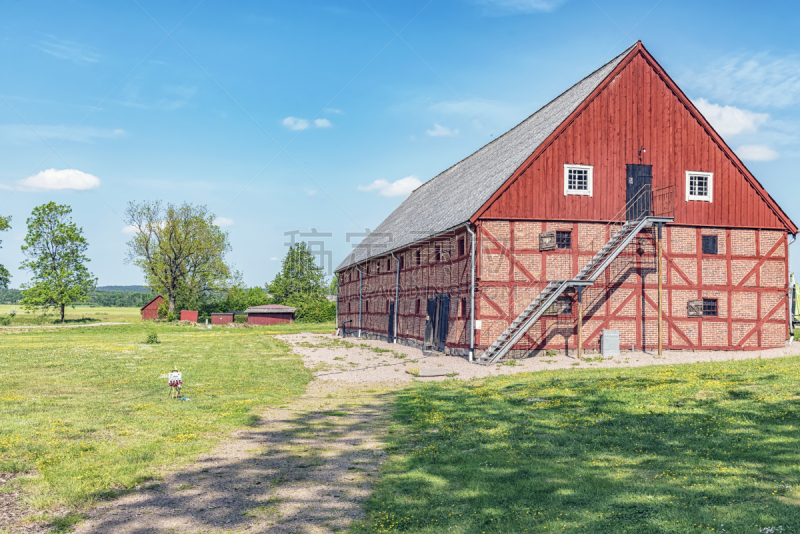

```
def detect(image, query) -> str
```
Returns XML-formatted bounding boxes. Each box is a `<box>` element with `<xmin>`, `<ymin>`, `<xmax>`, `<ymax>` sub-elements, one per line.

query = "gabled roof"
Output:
<box><xmin>140</xmin><ymin>294</ymin><xmax>163</xmax><ymax>310</ymax></box>
<box><xmin>336</xmin><ymin>45</ymin><xmax>637</xmax><ymax>271</ymax></box>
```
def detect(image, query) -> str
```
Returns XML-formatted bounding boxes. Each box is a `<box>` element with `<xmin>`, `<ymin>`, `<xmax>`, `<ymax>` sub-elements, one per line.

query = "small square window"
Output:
<box><xmin>434</xmin><ymin>245</ymin><xmax>441</xmax><ymax>262</ymax></box>
<box><xmin>415</xmin><ymin>299</ymin><xmax>420</xmax><ymax>315</ymax></box>
<box><xmin>458</xmin><ymin>238</ymin><xmax>465</xmax><ymax>257</ymax></box>
<box><xmin>702</xmin><ymin>235</ymin><xmax>718</xmax><ymax>255</ymax></box>
<box><xmin>415</xmin><ymin>250</ymin><xmax>421</xmax><ymax>266</ymax></box>
<box><xmin>564</xmin><ymin>164</ymin><xmax>593</xmax><ymax>196</ymax></box>
<box><xmin>686</xmin><ymin>171</ymin><xmax>713</xmax><ymax>202</ymax></box>
<box><xmin>460</xmin><ymin>298</ymin><xmax>467</xmax><ymax>317</ymax></box>
<box><xmin>399</xmin><ymin>256</ymin><xmax>405</xmax><ymax>271</ymax></box>
<box><xmin>703</xmin><ymin>299</ymin><xmax>718</xmax><ymax>317</ymax></box>
<box><xmin>556</xmin><ymin>231</ymin><xmax>572</xmax><ymax>249</ymax></box>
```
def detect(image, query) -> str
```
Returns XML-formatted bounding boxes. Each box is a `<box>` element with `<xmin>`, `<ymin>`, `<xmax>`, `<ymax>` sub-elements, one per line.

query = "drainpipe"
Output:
<box><xmin>391</xmin><ymin>252</ymin><xmax>400</xmax><ymax>344</ymax></box>
<box><xmin>466</xmin><ymin>223</ymin><xmax>476</xmax><ymax>362</ymax></box>
<box><xmin>789</xmin><ymin>234</ymin><xmax>797</xmax><ymax>341</ymax></box>
<box><xmin>354</xmin><ymin>263</ymin><xmax>365</xmax><ymax>338</ymax></box>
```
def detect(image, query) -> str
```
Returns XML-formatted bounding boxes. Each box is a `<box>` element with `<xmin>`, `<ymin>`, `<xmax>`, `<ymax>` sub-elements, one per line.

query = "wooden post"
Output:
<box><xmin>657</xmin><ymin>223</ymin><xmax>663</xmax><ymax>356</ymax></box>
<box><xmin>577</xmin><ymin>286</ymin><xmax>583</xmax><ymax>360</ymax></box>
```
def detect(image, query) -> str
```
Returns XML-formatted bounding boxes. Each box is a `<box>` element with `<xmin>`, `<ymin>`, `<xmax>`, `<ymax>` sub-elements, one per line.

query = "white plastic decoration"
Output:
<box><xmin>168</xmin><ymin>372</ymin><xmax>182</xmax><ymax>386</ymax></box>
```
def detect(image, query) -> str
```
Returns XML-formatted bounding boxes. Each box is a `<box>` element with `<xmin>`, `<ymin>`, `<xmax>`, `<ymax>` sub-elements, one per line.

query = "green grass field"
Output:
<box><xmin>0</xmin><ymin>304</ymin><xmax>142</xmax><ymax>325</ymax></box>
<box><xmin>0</xmin><ymin>322</ymin><xmax>334</xmax><ymax>516</ymax></box>
<box><xmin>360</xmin><ymin>357</ymin><xmax>800</xmax><ymax>533</ymax></box>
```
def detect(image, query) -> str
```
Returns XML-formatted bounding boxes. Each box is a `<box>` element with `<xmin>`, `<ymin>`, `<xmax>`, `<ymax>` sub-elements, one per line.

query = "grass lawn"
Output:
<box><xmin>360</xmin><ymin>357</ymin><xmax>800</xmax><ymax>533</ymax></box>
<box><xmin>0</xmin><ymin>304</ymin><xmax>142</xmax><ymax>325</ymax></box>
<box><xmin>0</xmin><ymin>322</ymin><xmax>318</xmax><ymax>519</ymax></box>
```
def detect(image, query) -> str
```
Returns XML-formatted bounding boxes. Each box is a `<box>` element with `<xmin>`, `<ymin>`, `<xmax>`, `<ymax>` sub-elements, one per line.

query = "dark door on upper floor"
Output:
<box><xmin>626</xmin><ymin>164</ymin><xmax>652</xmax><ymax>220</ymax></box>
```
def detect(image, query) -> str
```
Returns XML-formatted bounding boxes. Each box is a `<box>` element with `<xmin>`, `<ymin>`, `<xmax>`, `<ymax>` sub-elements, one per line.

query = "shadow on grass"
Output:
<box><xmin>72</xmin><ymin>392</ymin><xmax>393</xmax><ymax>534</ymax></box>
<box><xmin>357</xmin><ymin>357</ymin><xmax>800</xmax><ymax>533</ymax></box>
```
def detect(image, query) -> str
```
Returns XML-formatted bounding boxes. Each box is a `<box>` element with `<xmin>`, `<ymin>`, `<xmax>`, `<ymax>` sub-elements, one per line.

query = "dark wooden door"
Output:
<box><xmin>626</xmin><ymin>164</ymin><xmax>652</xmax><ymax>220</ymax></box>
<box><xmin>387</xmin><ymin>302</ymin><xmax>395</xmax><ymax>343</ymax></box>
<box><xmin>436</xmin><ymin>295</ymin><xmax>450</xmax><ymax>352</ymax></box>
<box><xmin>424</xmin><ymin>297</ymin><xmax>437</xmax><ymax>347</ymax></box>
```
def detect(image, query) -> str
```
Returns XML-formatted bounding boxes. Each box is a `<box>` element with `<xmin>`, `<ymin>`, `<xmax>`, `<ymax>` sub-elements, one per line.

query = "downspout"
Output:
<box><xmin>391</xmin><ymin>252</ymin><xmax>400</xmax><ymax>344</ymax></box>
<box><xmin>789</xmin><ymin>233</ymin><xmax>796</xmax><ymax>341</ymax></box>
<box><xmin>466</xmin><ymin>223</ymin><xmax>476</xmax><ymax>362</ymax></box>
<box><xmin>354</xmin><ymin>263</ymin><xmax>365</xmax><ymax>338</ymax></box>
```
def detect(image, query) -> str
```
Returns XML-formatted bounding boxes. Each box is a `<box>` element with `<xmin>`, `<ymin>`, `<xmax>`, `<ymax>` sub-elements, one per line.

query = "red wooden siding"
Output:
<box><xmin>477</xmin><ymin>48</ymin><xmax>794</xmax><ymax>232</ymax></box>
<box><xmin>180</xmin><ymin>310</ymin><xmax>198</xmax><ymax>322</ymax></box>
<box><xmin>248</xmin><ymin>313</ymin><xmax>293</xmax><ymax>325</ymax></box>
<box><xmin>140</xmin><ymin>295</ymin><xmax>164</xmax><ymax>321</ymax></box>
<box><xmin>211</xmin><ymin>313</ymin><xmax>234</xmax><ymax>325</ymax></box>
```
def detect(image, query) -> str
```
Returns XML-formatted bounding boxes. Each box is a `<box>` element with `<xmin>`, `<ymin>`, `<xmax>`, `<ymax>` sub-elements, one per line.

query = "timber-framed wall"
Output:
<box><xmin>475</xmin><ymin>220</ymin><xmax>788</xmax><ymax>354</ymax></box>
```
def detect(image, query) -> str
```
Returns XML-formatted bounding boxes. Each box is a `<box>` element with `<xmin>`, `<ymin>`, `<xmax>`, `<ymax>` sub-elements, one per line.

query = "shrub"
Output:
<box><xmin>145</xmin><ymin>332</ymin><xmax>160</xmax><ymax>344</ymax></box>
<box><xmin>0</xmin><ymin>316</ymin><xmax>10</xmax><ymax>326</ymax></box>
<box><xmin>166</xmin><ymin>311</ymin><xmax>176</xmax><ymax>322</ymax></box>
<box><xmin>8</xmin><ymin>308</ymin><xmax>16</xmax><ymax>318</ymax></box>
<box><xmin>234</xmin><ymin>314</ymin><xmax>247</xmax><ymax>324</ymax></box>
<box><xmin>294</xmin><ymin>298</ymin><xmax>336</xmax><ymax>323</ymax></box>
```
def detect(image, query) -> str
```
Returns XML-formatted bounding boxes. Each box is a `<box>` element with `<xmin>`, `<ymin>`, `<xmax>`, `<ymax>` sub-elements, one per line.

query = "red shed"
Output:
<box><xmin>140</xmin><ymin>295</ymin><xmax>164</xmax><ymax>321</ymax></box>
<box><xmin>180</xmin><ymin>310</ymin><xmax>198</xmax><ymax>322</ymax></box>
<box><xmin>246</xmin><ymin>305</ymin><xmax>296</xmax><ymax>325</ymax></box>
<box><xmin>211</xmin><ymin>313</ymin><xmax>234</xmax><ymax>325</ymax></box>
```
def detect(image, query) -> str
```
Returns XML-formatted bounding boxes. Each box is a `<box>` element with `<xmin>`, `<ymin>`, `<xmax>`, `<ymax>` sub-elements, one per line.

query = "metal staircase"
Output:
<box><xmin>481</xmin><ymin>185</ymin><xmax>675</xmax><ymax>364</ymax></box>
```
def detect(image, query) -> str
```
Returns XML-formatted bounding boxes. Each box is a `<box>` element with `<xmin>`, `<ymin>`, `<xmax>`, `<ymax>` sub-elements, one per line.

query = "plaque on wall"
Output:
<box><xmin>539</xmin><ymin>230</ymin><xmax>556</xmax><ymax>251</ymax></box>
<box><xmin>687</xmin><ymin>300</ymin><xmax>703</xmax><ymax>318</ymax></box>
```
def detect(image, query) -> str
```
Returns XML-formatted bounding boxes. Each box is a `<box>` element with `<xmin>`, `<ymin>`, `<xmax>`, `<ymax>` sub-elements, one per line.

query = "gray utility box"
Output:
<box><xmin>600</xmin><ymin>329</ymin><xmax>620</xmax><ymax>357</ymax></box>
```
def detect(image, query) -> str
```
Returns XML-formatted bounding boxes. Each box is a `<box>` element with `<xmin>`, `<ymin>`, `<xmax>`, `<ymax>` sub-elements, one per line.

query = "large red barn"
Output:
<box><xmin>335</xmin><ymin>42</ymin><xmax>797</xmax><ymax>361</ymax></box>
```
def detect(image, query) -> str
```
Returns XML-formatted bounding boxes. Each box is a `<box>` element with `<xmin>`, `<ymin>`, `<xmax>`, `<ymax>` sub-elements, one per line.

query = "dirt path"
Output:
<box><xmin>70</xmin><ymin>337</ymin><xmax>400</xmax><ymax>534</ymax></box>
<box><xmin>16</xmin><ymin>333</ymin><xmax>800</xmax><ymax>533</ymax></box>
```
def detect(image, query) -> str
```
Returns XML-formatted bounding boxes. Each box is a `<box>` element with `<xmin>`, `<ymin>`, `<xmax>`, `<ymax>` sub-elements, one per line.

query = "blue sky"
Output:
<box><xmin>1</xmin><ymin>0</ymin><xmax>799</xmax><ymax>287</ymax></box>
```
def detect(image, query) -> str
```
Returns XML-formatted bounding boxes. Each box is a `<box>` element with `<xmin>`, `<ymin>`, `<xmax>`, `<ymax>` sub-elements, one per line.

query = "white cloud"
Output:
<box><xmin>473</xmin><ymin>0</ymin><xmax>566</xmax><ymax>13</ymax></box>
<box><xmin>20</xmin><ymin>168</ymin><xmax>100</xmax><ymax>191</ymax></box>
<box><xmin>282</xmin><ymin>116</ymin><xmax>333</xmax><ymax>130</ymax></box>
<box><xmin>34</xmin><ymin>37</ymin><xmax>100</xmax><ymax>64</ymax></box>
<box><xmin>213</xmin><ymin>217</ymin><xmax>234</xmax><ymax>227</ymax></box>
<box><xmin>736</xmin><ymin>144</ymin><xmax>779</xmax><ymax>161</ymax></box>
<box><xmin>283</xmin><ymin>117</ymin><xmax>310</xmax><ymax>131</ymax></box>
<box><xmin>693</xmin><ymin>99</ymin><xmax>768</xmax><ymax>137</ymax></box>
<box><xmin>122</xmin><ymin>225</ymin><xmax>139</xmax><ymax>235</ymax></box>
<box><xmin>426</xmin><ymin>123</ymin><xmax>459</xmax><ymax>137</ymax></box>
<box><xmin>0</xmin><ymin>124</ymin><xmax>125</xmax><ymax>144</ymax></box>
<box><xmin>358</xmin><ymin>176</ymin><xmax>422</xmax><ymax>197</ymax></box>
<box><xmin>324</xmin><ymin>108</ymin><xmax>343</xmax><ymax>114</ymax></box>
<box><xmin>270</xmin><ymin>257</ymin><xmax>278</xmax><ymax>261</ymax></box>
<box><xmin>304</xmin><ymin>187</ymin><xmax>317</xmax><ymax>196</ymax></box>
<box><xmin>687</xmin><ymin>54</ymin><xmax>800</xmax><ymax>108</ymax></box>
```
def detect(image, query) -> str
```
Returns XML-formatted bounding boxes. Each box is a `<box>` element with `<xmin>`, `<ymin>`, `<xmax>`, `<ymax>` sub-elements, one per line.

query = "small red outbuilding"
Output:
<box><xmin>141</xmin><ymin>295</ymin><xmax>164</xmax><ymax>320</ymax></box>
<box><xmin>211</xmin><ymin>313</ymin><xmax>234</xmax><ymax>325</ymax></box>
<box><xmin>245</xmin><ymin>305</ymin><xmax>296</xmax><ymax>325</ymax></box>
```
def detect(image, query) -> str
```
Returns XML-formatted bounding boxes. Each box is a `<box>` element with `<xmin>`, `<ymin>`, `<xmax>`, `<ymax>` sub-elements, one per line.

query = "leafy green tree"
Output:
<box><xmin>268</xmin><ymin>242</ymin><xmax>327</xmax><ymax>304</ymax></box>
<box><xmin>19</xmin><ymin>203</ymin><xmax>96</xmax><ymax>322</ymax></box>
<box><xmin>0</xmin><ymin>215</ymin><xmax>10</xmax><ymax>289</ymax></box>
<box><xmin>125</xmin><ymin>201</ymin><xmax>232</xmax><ymax>313</ymax></box>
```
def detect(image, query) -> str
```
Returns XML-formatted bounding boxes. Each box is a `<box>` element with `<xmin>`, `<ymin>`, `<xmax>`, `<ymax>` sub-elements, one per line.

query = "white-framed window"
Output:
<box><xmin>564</xmin><ymin>164</ymin><xmax>593</xmax><ymax>197</ymax></box>
<box><xmin>685</xmin><ymin>171</ymin><xmax>713</xmax><ymax>202</ymax></box>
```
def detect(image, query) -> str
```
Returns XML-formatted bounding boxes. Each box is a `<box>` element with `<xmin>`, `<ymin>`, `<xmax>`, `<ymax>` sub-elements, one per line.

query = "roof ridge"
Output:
<box><xmin>408</xmin><ymin>44</ymin><xmax>638</xmax><ymax>198</ymax></box>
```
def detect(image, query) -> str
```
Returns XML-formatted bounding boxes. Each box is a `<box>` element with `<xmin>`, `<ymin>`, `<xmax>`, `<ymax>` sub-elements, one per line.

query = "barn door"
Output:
<box><xmin>424</xmin><ymin>297</ymin><xmax>437</xmax><ymax>347</ymax></box>
<box><xmin>626</xmin><ymin>164</ymin><xmax>652</xmax><ymax>220</ymax></box>
<box><xmin>436</xmin><ymin>295</ymin><xmax>450</xmax><ymax>352</ymax></box>
<box><xmin>387</xmin><ymin>302</ymin><xmax>395</xmax><ymax>343</ymax></box>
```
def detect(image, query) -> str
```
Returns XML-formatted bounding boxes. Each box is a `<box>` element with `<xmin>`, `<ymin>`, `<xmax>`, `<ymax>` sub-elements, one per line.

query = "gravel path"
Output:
<box><xmin>13</xmin><ymin>333</ymin><xmax>800</xmax><ymax>533</ymax></box>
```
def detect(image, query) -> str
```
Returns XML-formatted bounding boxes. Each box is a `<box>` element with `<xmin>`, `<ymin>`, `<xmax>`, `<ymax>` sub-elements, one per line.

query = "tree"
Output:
<box><xmin>19</xmin><ymin>203</ymin><xmax>96</xmax><ymax>322</ymax></box>
<box><xmin>267</xmin><ymin>242</ymin><xmax>327</xmax><ymax>304</ymax></box>
<box><xmin>125</xmin><ymin>201</ymin><xmax>232</xmax><ymax>312</ymax></box>
<box><xmin>0</xmin><ymin>214</ymin><xmax>10</xmax><ymax>289</ymax></box>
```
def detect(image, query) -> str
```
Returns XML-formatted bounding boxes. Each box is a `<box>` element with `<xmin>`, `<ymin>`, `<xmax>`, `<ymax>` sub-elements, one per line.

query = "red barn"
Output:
<box><xmin>246</xmin><ymin>305</ymin><xmax>296</xmax><ymax>325</ymax></box>
<box><xmin>335</xmin><ymin>42</ymin><xmax>797</xmax><ymax>361</ymax></box>
<box><xmin>180</xmin><ymin>310</ymin><xmax>198</xmax><ymax>322</ymax></box>
<box><xmin>140</xmin><ymin>295</ymin><xmax>164</xmax><ymax>321</ymax></box>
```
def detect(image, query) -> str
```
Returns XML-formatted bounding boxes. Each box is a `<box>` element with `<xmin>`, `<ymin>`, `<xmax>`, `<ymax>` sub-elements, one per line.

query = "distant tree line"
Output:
<box><xmin>0</xmin><ymin>200</ymin><xmax>336</xmax><ymax>323</ymax></box>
